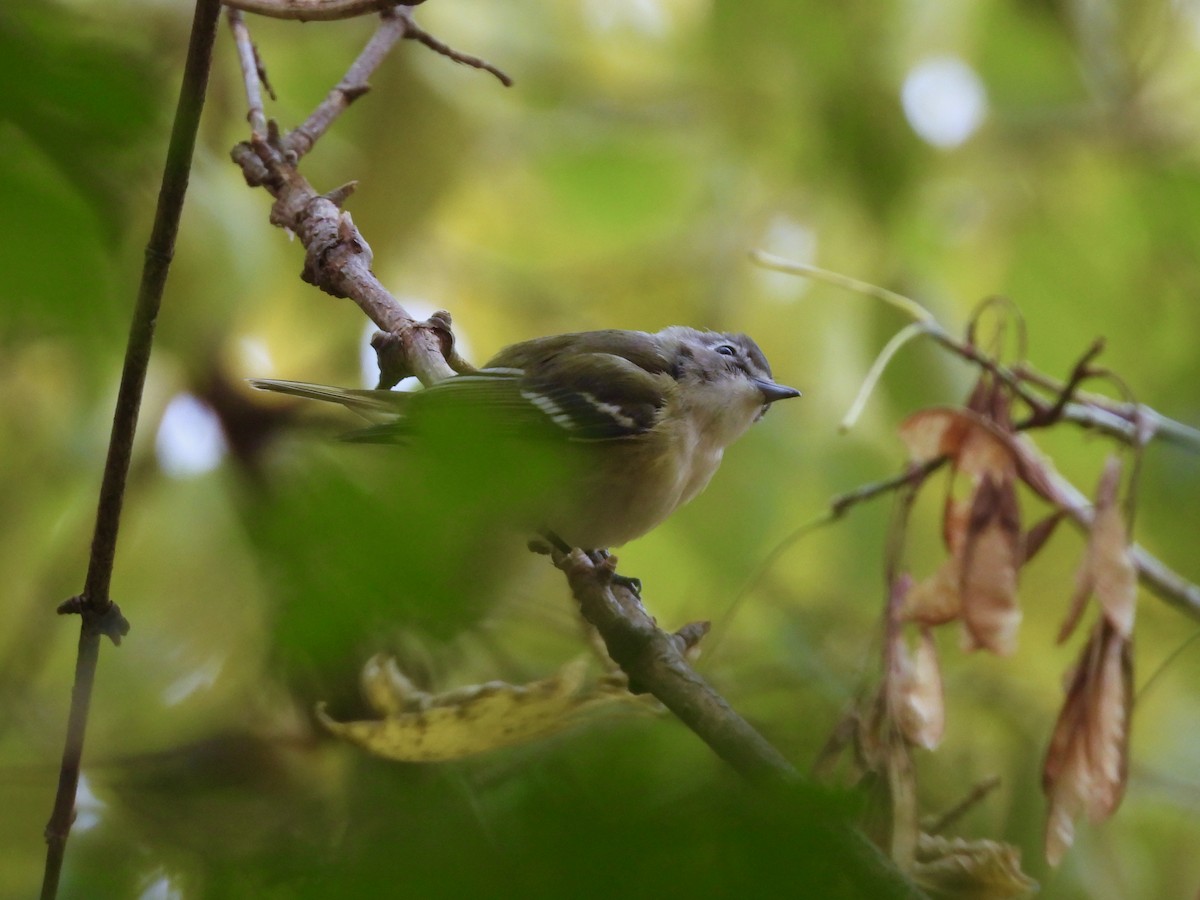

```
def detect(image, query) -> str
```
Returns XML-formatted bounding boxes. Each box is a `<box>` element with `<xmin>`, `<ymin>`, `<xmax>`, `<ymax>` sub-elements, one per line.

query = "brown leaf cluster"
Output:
<box><xmin>875</xmin><ymin>375</ymin><xmax>1139</xmax><ymax>870</ymax></box>
<box><xmin>899</xmin><ymin>377</ymin><xmax>1048</xmax><ymax>656</ymax></box>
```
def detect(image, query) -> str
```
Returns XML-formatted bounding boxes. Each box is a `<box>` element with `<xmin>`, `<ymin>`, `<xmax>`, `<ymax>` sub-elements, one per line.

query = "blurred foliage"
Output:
<box><xmin>3</xmin><ymin>0</ymin><xmax>1200</xmax><ymax>897</ymax></box>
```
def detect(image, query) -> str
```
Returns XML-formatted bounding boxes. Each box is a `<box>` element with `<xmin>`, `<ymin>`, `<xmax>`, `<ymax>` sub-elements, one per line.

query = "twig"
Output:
<box><xmin>1021</xmin><ymin>338</ymin><xmax>1105</xmax><ymax>428</ymax></box>
<box><xmin>751</xmin><ymin>251</ymin><xmax>935</xmax><ymax>325</ymax></box>
<box><xmin>226</xmin><ymin>9</ymin><xmax>267</xmax><ymax>138</ymax></box>
<box><xmin>840</xmin><ymin>321</ymin><xmax>930</xmax><ymax>432</ymax></box>
<box><xmin>39</xmin><ymin>0</ymin><xmax>223</xmax><ymax>896</ymax></box>
<box><xmin>709</xmin><ymin>460</ymin><xmax>947</xmax><ymax>656</ymax></box>
<box><xmin>401</xmin><ymin>10</ymin><xmax>513</xmax><ymax>86</ymax></box>
<box><xmin>553</xmin><ymin>549</ymin><xmax>798</xmax><ymax>784</ymax></box>
<box><xmin>753</xmin><ymin>252</ymin><xmax>1200</xmax><ymax>454</ymax></box>
<box><xmin>221</xmin><ymin>0</ymin><xmax>415</xmax><ymax>23</ymax></box>
<box><xmin>284</xmin><ymin>9</ymin><xmax>411</xmax><ymax>159</ymax></box>
<box><xmin>1048</xmin><ymin>470</ymin><xmax>1200</xmax><ymax>621</ymax></box>
<box><xmin>923</xmin><ymin>776</ymin><xmax>1002</xmax><ymax>835</ymax></box>
<box><xmin>751</xmin><ymin>253</ymin><xmax>1200</xmax><ymax>618</ymax></box>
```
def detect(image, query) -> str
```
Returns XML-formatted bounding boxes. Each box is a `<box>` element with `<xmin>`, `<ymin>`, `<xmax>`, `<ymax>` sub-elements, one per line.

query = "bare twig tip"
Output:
<box><xmin>323</xmin><ymin>181</ymin><xmax>358</xmax><ymax>207</ymax></box>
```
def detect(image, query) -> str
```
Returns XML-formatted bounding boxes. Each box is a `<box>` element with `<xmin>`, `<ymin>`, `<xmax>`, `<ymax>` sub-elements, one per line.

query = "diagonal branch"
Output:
<box><xmin>749</xmin><ymin>252</ymin><xmax>1200</xmax><ymax>620</ymax></box>
<box><xmin>552</xmin><ymin>548</ymin><xmax>798</xmax><ymax>784</ymax></box>
<box><xmin>227</xmin><ymin>6</ymin><xmax>500</xmax><ymax>385</ymax></box>
<box><xmin>283</xmin><ymin>9</ymin><xmax>412</xmax><ymax>159</ymax></box>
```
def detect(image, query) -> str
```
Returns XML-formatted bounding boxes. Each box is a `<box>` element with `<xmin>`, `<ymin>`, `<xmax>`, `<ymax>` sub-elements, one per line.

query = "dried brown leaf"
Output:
<box><xmin>1090</xmin><ymin>458</ymin><xmax>1137</xmax><ymax>637</ymax></box>
<box><xmin>1057</xmin><ymin>566</ymin><xmax>1093</xmax><ymax>646</ymax></box>
<box><xmin>1058</xmin><ymin>456</ymin><xmax>1137</xmax><ymax>644</ymax></box>
<box><xmin>956</xmin><ymin>417</ymin><xmax>1017</xmax><ymax>485</ymax></box>
<box><xmin>943</xmin><ymin>494</ymin><xmax>971</xmax><ymax>554</ymax></box>
<box><xmin>964</xmin><ymin>373</ymin><xmax>1013</xmax><ymax>425</ymax></box>
<box><xmin>1022</xmin><ymin>510</ymin><xmax>1066</xmax><ymax>565</ymax></box>
<box><xmin>960</xmin><ymin>475</ymin><xmax>1022</xmax><ymax>655</ymax></box>
<box><xmin>894</xmin><ymin>628</ymin><xmax>945</xmax><ymax>750</ymax></box>
<box><xmin>898</xmin><ymin>408</ymin><xmax>971</xmax><ymax>462</ymax></box>
<box><xmin>903</xmin><ymin>557</ymin><xmax>962</xmax><ymax>626</ymax></box>
<box><xmin>1042</xmin><ymin>619</ymin><xmax>1133</xmax><ymax>865</ymax></box>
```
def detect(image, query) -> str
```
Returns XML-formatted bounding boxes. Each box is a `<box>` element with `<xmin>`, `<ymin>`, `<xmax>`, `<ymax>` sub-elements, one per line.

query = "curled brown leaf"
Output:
<box><xmin>1042</xmin><ymin>618</ymin><xmax>1133</xmax><ymax>865</ymax></box>
<box><xmin>1058</xmin><ymin>456</ymin><xmax>1136</xmax><ymax>644</ymax></box>
<box><xmin>959</xmin><ymin>474</ymin><xmax>1022</xmax><ymax>655</ymax></box>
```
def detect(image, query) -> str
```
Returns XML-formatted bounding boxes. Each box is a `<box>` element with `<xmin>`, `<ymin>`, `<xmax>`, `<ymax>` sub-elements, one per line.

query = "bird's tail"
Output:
<box><xmin>249</xmin><ymin>379</ymin><xmax>408</xmax><ymax>422</ymax></box>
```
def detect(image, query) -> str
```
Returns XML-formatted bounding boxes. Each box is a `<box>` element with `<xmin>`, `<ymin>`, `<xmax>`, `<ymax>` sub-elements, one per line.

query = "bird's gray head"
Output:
<box><xmin>662</xmin><ymin>327</ymin><xmax>801</xmax><ymax>411</ymax></box>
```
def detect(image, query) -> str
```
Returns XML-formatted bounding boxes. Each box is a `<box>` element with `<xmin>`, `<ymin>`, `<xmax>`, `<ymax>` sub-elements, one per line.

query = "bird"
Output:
<box><xmin>251</xmin><ymin>326</ymin><xmax>800</xmax><ymax>554</ymax></box>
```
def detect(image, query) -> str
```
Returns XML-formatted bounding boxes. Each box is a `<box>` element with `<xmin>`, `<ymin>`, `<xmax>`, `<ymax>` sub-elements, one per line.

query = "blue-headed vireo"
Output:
<box><xmin>252</xmin><ymin>326</ymin><xmax>800</xmax><ymax>551</ymax></box>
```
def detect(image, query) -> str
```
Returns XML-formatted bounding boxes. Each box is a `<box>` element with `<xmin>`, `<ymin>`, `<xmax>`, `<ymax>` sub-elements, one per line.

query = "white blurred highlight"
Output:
<box><xmin>901</xmin><ymin>56</ymin><xmax>987</xmax><ymax>149</ymax></box>
<box><xmin>155</xmin><ymin>394</ymin><xmax>228</xmax><ymax>478</ymax></box>
<box><xmin>162</xmin><ymin>657</ymin><xmax>224</xmax><ymax>707</ymax></box>
<box><xmin>755</xmin><ymin>215</ymin><xmax>819</xmax><ymax>302</ymax></box>
<box><xmin>74</xmin><ymin>773</ymin><xmax>104</xmax><ymax>833</ymax></box>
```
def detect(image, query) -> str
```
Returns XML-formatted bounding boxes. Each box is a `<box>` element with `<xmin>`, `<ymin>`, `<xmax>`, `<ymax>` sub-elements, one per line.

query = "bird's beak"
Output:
<box><xmin>754</xmin><ymin>379</ymin><xmax>802</xmax><ymax>404</ymax></box>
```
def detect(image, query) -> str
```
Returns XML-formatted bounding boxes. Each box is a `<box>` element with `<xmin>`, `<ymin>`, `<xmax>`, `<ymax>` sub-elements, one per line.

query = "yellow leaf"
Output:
<box><xmin>359</xmin><ymin>654</ymin><xmax>424</xmax><ymax>716</ymax></box>
<box><xmin>318</xmin><ymin>659</ymin><xmax>634</xmax><ymax>762</ymax></box>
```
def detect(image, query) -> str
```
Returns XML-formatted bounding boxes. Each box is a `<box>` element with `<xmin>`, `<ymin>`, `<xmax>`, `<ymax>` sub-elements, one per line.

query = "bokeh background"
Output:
<box><xmin>3</xmin><ymin>0</ymin><xmax>1200</xmax><ymax>896</ymax></box>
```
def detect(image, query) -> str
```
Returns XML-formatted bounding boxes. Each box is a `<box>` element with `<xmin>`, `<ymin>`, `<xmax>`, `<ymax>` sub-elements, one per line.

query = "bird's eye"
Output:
<box><xmin>715</xmin><ymin>343</ymin><xmax>737</xmax><ymax>357</ymax></box>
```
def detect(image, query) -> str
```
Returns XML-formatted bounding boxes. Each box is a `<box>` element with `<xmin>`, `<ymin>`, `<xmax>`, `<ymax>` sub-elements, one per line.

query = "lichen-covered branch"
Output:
<box><xmin>553</xmin><ymin>549</ymin><xmax>798</xmax><ymax>784</ymax></box>
<box><xmin>226</xmin><ymin>7</ymin><xmax>501</xmax><ymax>386</ymax></box>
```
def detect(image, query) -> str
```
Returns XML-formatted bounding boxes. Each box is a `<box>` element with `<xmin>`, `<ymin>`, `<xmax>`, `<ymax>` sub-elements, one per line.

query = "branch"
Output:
<box><xmin>228</xmin><ymin>7</ymin><xmax>504</xmax><ymax>385</ymax></box>
<box><xmin>750</xmin><ymin>253</ymin><xmax>1200</xmax><ymax>619</ymax></box>
<box><xmin>552</xmin><ymin>549</ymin><xmax>798</xmax><ymax>784</ymax></box>
<box><xmin>401</xmin><ymin>11</ymin><xmax>513</xmax><ymax>87</ymax></box>
<box><xmin>283</xmin><ymin>9</ymin><xmax>411</xmax><ymax>159</ymax></box>
<box><xmin>39</xmin><ymin>0</ymin><xmax>223</xmax><ymax>896</ymax></box>
<box><xmin>752</xmin><ymin>252</ymin><xmax>1200</xmax><ymax>454</ymax></box>
<box><xmin>1047</xmin><ymin>470</ymin><xmax>1200</xmax><ymax>620</ymax></box>
<box><xmin>222</xmin><ymin>0</ymin><xmax>420</xmax><ymax>23</ymax></box>
<box><xmin>226</xmin><ymin>9</ymin><xmax>267</xmax><ymax>138</ymax></box>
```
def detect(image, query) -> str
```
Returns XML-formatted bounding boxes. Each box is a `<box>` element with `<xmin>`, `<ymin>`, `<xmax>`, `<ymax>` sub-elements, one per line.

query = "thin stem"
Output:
<box><xmin>227</xmin><ymin>9</ymin><xmax>267</xmax><ymax>138</ymax></box>
<box><xmin>1136</xmin><ymin>629</ymin><xmax>1200</xmax><ymax>702</ymax></box>
<box><xmin>286</xmin><ymin>9</ymin><xmax>412</xmax><ymax>159</ymax></box>
<box><xmin>708</xmin><ymin>459</ymin><xmax>946</xmax><ymax>658</ymax></box>
<box><xmin>923</xmin><ymin>775</ymin><xmax>1002</xmax><ymax>835</ymax></box>
<box><xmin>39</xmin><ymin>0</ymin><xmax>222</xmax><ymax>895</ymax></box>
<box><xmin>756</xmin><ymin>253</ymin><xmax>1200</xmax><ymax>453</ymax></box>
<box><xmin>751</xmin><ymin>250</ymin><xmax>936</xmax><ymax>325</ymax></box>
<box><xmin>402</xmin><ymin>11</ymin><xmax>513</xmax><ymax>86</ymax></box>
<box><xmin>840</xmin><ymin>321</ymin><xmax>930</xmax><ymax>432</ymax></box>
